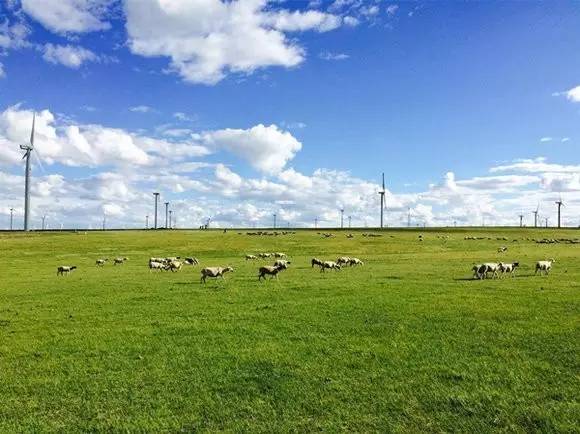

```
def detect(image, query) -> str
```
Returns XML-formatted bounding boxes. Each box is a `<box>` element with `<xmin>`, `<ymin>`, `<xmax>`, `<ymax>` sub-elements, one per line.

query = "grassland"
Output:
<box><xmin>0</xmin><ymin>228</ymin><xmax>578</xmax><ymax>432</ymax></box>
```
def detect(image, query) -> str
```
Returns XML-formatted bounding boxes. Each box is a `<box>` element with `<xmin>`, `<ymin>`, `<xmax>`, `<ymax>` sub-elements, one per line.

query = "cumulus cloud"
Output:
<box><xmin>0</xmin><ymin>62</ymin><xmax>4</xmax><ymax>78</ymax></box>
<box><xmin>0</xmin><ymin>19</ymin><xmax>30</xmax><ymax>50</ymax></box>
<box><xmin>540</xmin><ymin>137</ymin><xmax>552</xmax><ymax>142</ymax></box>
<box><xmin>386</xmin><ymin>5</ymin><xmax>399</xmax><ymax>16</ymax></box>
<box><xmin>198</xmin><ymin>124</ymin><xmax>302</xmax><ymax>174</ymax></box>
<box><xmin>123</xmin><ymin>0</ymin><xmax>343</xmax><ymax>84</ymax></box>
<box><xmin>42</xmin><ymin>43</ymin><xmax>98</xmax><ymax>68</ymax></box>
<box><xmin>565</xmin><ymin>85</ymin><xmax>580</xmax><ymax>103</ymax></box>
<box><xmin>129</xmin><ymin>105</ymin><xmax>154</xmax><ymax>113</ymax></box>
<box><xmin>21</xmin><ymin>0</ymin><xmax>112</xmax><ymax>33</ymax></box>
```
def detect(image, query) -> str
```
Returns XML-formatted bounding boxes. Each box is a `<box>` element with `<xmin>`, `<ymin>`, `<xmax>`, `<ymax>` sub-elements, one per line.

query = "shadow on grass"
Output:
<box><xmin>454</xmin><ymin>274</ymin><xmax>540</xmax><ymax>282</ymax></box>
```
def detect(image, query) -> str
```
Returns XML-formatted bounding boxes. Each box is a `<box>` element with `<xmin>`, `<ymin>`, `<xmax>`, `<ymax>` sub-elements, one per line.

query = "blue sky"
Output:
<box><xmin>0</xmin><ymin>0</ymin><xmax>579</xmax><ymax>229</ymax></box>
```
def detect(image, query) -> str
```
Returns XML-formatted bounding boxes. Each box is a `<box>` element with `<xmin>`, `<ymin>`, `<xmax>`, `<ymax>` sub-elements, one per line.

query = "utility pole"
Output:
<box><xmin>146</xmin><ymin>215</ymin><xmax>149</xmax><ymax>229</ymax></box>
<box><xmin>9</xmin><ymin>207</ymin><xmax>14</xmax><ymax>230</ymax></box>
<box><xmin>169</xmin><ymin>210</ymin><xmax>173</xmax><ymax>229</ymax></box>
<box><xmin>273</xmin><ymin>213</ymin><xmax>277</xmax><ymax>229</ymax></box>
<box><xmin>340</xmin><ymin>209</ymin><xmax>344</xmax><ymax>229</ymax></box>
<box><xmin>153</xmin><ymin>192</ymin><xmax>160</xmax><ymax>229</ymax></box>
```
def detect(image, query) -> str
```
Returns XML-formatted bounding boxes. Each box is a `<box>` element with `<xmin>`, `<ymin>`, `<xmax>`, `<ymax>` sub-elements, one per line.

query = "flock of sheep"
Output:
<box><xmin>472</xmin><ymin>259</ymin><xmax>555</xmax><ymax>280</ymax></box>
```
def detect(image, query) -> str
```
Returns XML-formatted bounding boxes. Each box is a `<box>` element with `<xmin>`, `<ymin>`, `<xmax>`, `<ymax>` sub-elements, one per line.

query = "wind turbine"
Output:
<box><xmin>555</xmin><ymin>196</ymin><xmax>564</xmax><ymax>228</ymax></box>
<box><xmin>407</xmin><ymin>207</ymin><xmax>411</xmax><ymax>228</ymax></box>
<box><xmin>153</xmin><ymin>192</ymin><xmax>160</xmax><ymax>229</ymax></box>
<box><xmin>19</xmin><ymin>113</ymin><xmax>37</xmax><ymax>231</ymax></box>
<box><xmin>273</xmin><ymin>213</ymin><xmax>277</xmax><ymax>229</ymax></box>
<box><xmin>9</xmin><ymin>207</ymin><xmax>14</xmax><ymax>230</ymax></box>
<box><xmin>518</xmin><ymin>212</ymin><xmax>524</xmax><ymax>228</ymax></box>
<box><xmin>165</xmin><ymin>202</ymin><xmax>169</xmax><ymax>228</ymax></box>
<box><xmin>340</xmin><ymin>208</ymin><xmax>344</xmax><ymax>229</ymax></box>
<box><xmin>378</xmin><ymin>173</ymin><xmax>386</xmax><ymax>228</ymax></box>
<box><xmin>532</xmin><ymin>203</ymin><xmax>539</xmax><ymax>228</ymax></box>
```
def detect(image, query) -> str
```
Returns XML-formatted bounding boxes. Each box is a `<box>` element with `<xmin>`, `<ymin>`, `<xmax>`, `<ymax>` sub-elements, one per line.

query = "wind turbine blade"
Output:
<box><xmin>32</xmin><ymin>148</ymin><xmax>46</xmax><ymax>174</ymax></box>
<box><xmin>30</xmin><ymin>112</ymin><xmax>36</xmax><ymax>147</ymax></box>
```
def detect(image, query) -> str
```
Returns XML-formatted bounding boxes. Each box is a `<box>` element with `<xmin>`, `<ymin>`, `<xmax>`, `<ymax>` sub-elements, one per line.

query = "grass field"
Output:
<box><xmin>0</xmin><ymin>228</ymin><xmax>578</xmax><ymax>432</ymax></box>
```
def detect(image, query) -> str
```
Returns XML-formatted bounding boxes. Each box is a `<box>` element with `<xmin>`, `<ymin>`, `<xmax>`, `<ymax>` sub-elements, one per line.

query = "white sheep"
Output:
<box><xmin>274</xmin><ymin>252</ymin><xmax>287</xmax><ymax>258</ymax></box>
<box><xmin>535</xmin><ymin>259</ymin><xmax>555</xmax><ymax>276</ymax></box>
<box><xmin>184</xmin><ymin>257</ymin><xmax>199</xmax><ymax>265</ymax></box>
<box><xmin>311</xmin><ymin>258</ymin><xmax>324</xmax><ymax>268</ymax></box>
<box><xmin>57</xmin><ymin>265</ymin><xmax>77</xmax><ymax>276</ymax></box>
<box><xmin>200</xmin><ymin>266</ymin><xmax>234</xmax><ymax>283</ymax></box>
<box><xmin>245</xmin><ymin>254</ymin><xmax>257</xmax><ymax>260</ymax></box>
<box><xmin>95</xmin><ymin>258</ymin><xmax>108</xmax><ymax>267</ymax></box>
<box><xmin>336</xmin><ymin>256</ymin><xmax>351</xmax><ymax>266</ymax></box>
<box><xmin>258</xmin><ymin>264</ymin><xmax>286</xmax><ymax>281</ymax></box>
<box><xmin>348</xmin><ymin>257</ymin><xmax>364</xmax><ymax>266</ymax></box>
<box><xmin>149</xmin><ymin>261</ymin><xmax>168</xmax><ymax>272</ymax></box>
<box><xmin>321</xmin><ymin>261</ymin><xmax>341</xmax><ymax>272</ymax></box>
<box><xmin>478</xmin><ymin>263</ymin><xmax>500</xmax><ymax>279</ymax></box>
<box><xmin>169</xmin><ymin>260</ymin><xmax>183</xmax><ymax>272</ymax></box>
<box><xmin>499</xmin><ymin>262</ymin><xmax>519</xmax><ymax>277</ymax></box>
<box><xmin>114</xmin><ymin>257</ymin><xmax>128</xmax><ymax>265</ymax></box>
<box><xmin>273</xmin><ymin>259</ymin><xmax>291</xmax><ymax>268</ymax></box>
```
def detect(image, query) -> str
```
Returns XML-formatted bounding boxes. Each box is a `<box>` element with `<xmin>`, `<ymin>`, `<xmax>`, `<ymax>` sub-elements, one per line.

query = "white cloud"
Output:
<box><xmin>129</xmin><ymin>105</ymin><xmax>154</xmax><ymax>113</ymax></box>
<box><xmin>386</xmin><ymin>5</ymin><xmax>399</xmax><ymax>16</ymax></box>
<box><xmin>540</xmin><ymin>137</ymin><xmax>552</xmax><ymax>142</ymax></box>
<box><xmin>319</xmin><ymin>51</ymin><xmax>349</xmax><ymax>61</ymax></box>
<box><xmin>565</xmin><ymin>85</ymin><xmax>580</xmax><ymax>103</ymax></box>
<box><xmin>0</xmin><ymin>62</ymin><xmax>4</xmax><ymax>78</ymax></box>
<box><xmin>0</xmin><ymin>20</ymin><xmax>30</xmax><ymax>50</ymax></box>
<box><xmin>264</xmin><ymin>10</ymin><xmax>341</xmax><ymax>32</ymax></box>
<box><xmin>343</xmin><ymin>16</ymin><xmax>360</xmax><ymax>26</ymax></box>
<box><xmin>561</xmin><ymin>137</ymin><xmax>570</xmax><ymax>143</ymax></box>
<box><xmin>199</xmin><ymin>124</ymin><xmax>302</xmax><ymax>174</ymax></box>
<box><xmin>123</xmin><ymin>0</ymin><xmax>342</xmax><ymax>84</ymax></box>
<box><xmin>21</xmin><ymin>0</ymin><xmax>112</xmax><ymax>34</ymax></box>
<box><xmin>42</xmin><ymin>43</ymin><xmax>98</xmax><ymax>68</ymax></box>
<box><xmin>490</xmin><ymin>157</ymin><xmax>580</xmax><ymax>174</ymax></box>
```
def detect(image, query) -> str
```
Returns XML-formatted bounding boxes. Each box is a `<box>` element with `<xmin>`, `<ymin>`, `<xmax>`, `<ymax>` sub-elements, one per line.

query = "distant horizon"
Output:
<box><xmin>1</xmin><ymin>1</ymin><xmax>579</xmax><ymax>229</ymax></box>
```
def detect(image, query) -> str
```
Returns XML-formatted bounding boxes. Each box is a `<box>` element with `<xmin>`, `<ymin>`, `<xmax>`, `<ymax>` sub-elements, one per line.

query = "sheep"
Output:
<box><xmin>258</xmin><ymin>253</ymin><xmax>272</xmax><ymax>258</ymax></box>
<box><xmin>498</xmin><ymin>246</ymin><xmax>508</xmax><ymax>253</ymax></box>
<box><xmin>336</xmin><ymin>256</ymin><xmax>351</xmax><ymax>266</ymax></box>
<box><xmin>200</xmin><ymin>266</ymin><xmax>234</xmax><ymax>283</ymax></box>
<box><xmin>168</xmin><ymin>260</ymin><xmax>183</xmax><ymax>272</ymax></box>
<box><xmin>184</xmin><ymin>257</ymin><xmax>199</xmax><ymax>265</ymax></box>
<box><xmin>535</xmin><ymin>259</ymin><xmax>555</xmax><ymax>276</ymax></box>
<box><xmin>114</xmin><ymin>257</ymin><xmax>128</xmax><ymax>265</ymax></box>
<box><xmin>95</xmin><ymin>258</ymin><xmax>108</xmax><ymax>266</ymax></box>
<box><xmin>311</xmin><ymin>258</ymin><xmax>324</xmax><ymax>268</ymax></box>
<box><xmin>321</xmin><ymin>261</ymin><xmax>341</xmax><ymax>272</ymax></box>
<box><xmin>273</xmin><ymin>259</ymin><xmax>291</xmax><ymax>268</ymax></box>
<box><xmin>274</xmin><ymin>252</ymin><xmax>287</xmax><ymax>258</ymax></box>
<box><xmin>472</xmin><ymin>264</ymin><xmax>484</xmax><ymax>280</ymax></box>
<box><xmin>348</xmin><ymin>257</ymin><xmax>364</xmax><ymax>266</ymax></box>
<box><xmin>164</xmin><ymin>256</ymin><xmax>181</xmax><ymax>263</ymax></box>
<box><xmin>481</xmin><ymin>263</ymin><xmax>501</xmax><ymax>279</ymax></box>
<box><xmin>258</xmin><ymin>264</ymin><xmax>287</xmax><ymax>281</ymax></box>
<box><xmin>57</xmin><ymin>265</ymin><xmax>77</xmax><ymax>276</ymax></box>
<box><xmin>245</xmin><ymin>254</ymin><xmax>257</xmax><ymax>260</ymax></box>
<box><xmin>149</xmin><ymin>261</ymin><xmax>169</xmax><ymax>272</ymax></box>
<box><xmin>150</xmin><ymin>257</ymin><xmax>165</xmax><ymax>264</ymax></box>
<box><xmin>499</xmin><ymin>262</ymin><xmax>519</xmax><ymax>277</ymax></box>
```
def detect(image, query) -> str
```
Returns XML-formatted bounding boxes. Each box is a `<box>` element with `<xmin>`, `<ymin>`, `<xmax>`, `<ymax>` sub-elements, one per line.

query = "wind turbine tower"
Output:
<box><xmin>153</xmin><ymin>192</ymin><xmax>160</xmax><ymax>229</ymax></box>
<box><xmin>340</xmin><ymin>208</ymin><xmax>344</xmax><ymax>229</ymax></box>
<box><xmin>273</xmin><ymin>213</ymin><xmax>277</xmax><ymax>229</ymax></box>
<box><xmin>165</xmin><ymin>202</ymin><xmax>169</xmax><ymax>228</ymax></box>
<box><xmin>42</xmin><ymin>215</ymin><xmax>46</xmax><ymax>231</ymax></box>
<box><xmin>348</xmin><ymin>216</ymin><xmax>352</xmax><ymax>229</ymax></box>
<box><xmin>555</xmin><ymin>198</ymin><xmax>564</xmax><ymax>228</ymax></box>
<box><xmin>378</xmin><ymin>173</ymin><xmax>385</xmax><ymax>228</ymax></box>
<box><xmin>169</xmin><ymin>210</ymin><xmax>173</xmax><ymax>229</ymax></box>
<box><xmin>9</xmin><ymin>207</ymin><xmax>14</xmax><ymax>231</ymax></box>
<box><xmin>532</xmin><ymin>203</ymin><xmax>539</xmax><ymax>228</ymax></box>
<box><xmin>519</xmin><ymin>213</ymin><xmax>524</xmax><ymax>228</ymax></box>
<box><xmin>407</xmin><ymin>208</ymin><xmax>411</xmax><ymax>228</ymax></box>
<box><xmin>20</xmin><ymin>113</ymin><xmax>36</xmax><ymax>231</ymax></box>
<box><xmin>314</xmin><ymin>217</ymin><xmax>318</xmax><ymax>229</ymax></box>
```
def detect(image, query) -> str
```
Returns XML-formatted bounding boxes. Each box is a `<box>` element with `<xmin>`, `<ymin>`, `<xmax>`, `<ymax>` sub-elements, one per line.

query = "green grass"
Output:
<box><xmin>0</xmin><ymin>228</ymin><xmax>578</xmax><ymax>432</ymax></box>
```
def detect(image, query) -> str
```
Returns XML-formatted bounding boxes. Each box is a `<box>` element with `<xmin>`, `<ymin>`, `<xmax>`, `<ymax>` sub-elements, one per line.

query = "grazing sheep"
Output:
<box><xmin>150</xmin><ymin>257</ymin><xmax>165</xmax><ymax>264</ymax></box>
<box><xmin>535</xmin><ymin>259</ymin><xmax>555</xmax><ymax>276</ymax></box>
<box><xmin>258</xmin><ymin>264</ymin><xmax>287</xmax><ymax>281</ymax></box>
<box><xmin>164</xmin><ymin>256</ymin><xmax>181</xmax><ymax>263</ymax></box>
<box><xmin>499</xmin><ymin>262</ymin><xmax>519</xmax><ymax>277</ymax></box>
<box><xmin>346</xmin><ymin>234</ymin><xmax>354</xmax><ymax>238</ymax></box>
<box><xmin>498</xmin><ymin>246</ymin><xmax>508</xmax><ymax>253</ymax></box>
<box><xmin>348</xmin><ymin>257</ymin><xmax>364</xmax><ymax>266</ymax></box>
<box><xmin>472</xmin><ymin>264</ymin><xmax>485</xmax><ymax>280</ymax></box>
<box><xmin>311</xmin><ymin>258</ymin><xmax>324</xmax><ymax>268</ymax></box>
<box><xmin>321</xmin><ymin>261</ymin><xmax>341</xmax><ymax>272</ymax></box>
<box><xmin>169</xmin><ymin>260</ymin><xmax>183</xmax><ymax>272</ymax></box>
<box><xmin>95</xmin><ymin>258</ymin><xmax>108</xmax><ymax>266</ymax></box>
<box><xmin>184</xmin><ymin>257</ymin><xmax>199</xmax><ymax>265</ymax></box>
<box><xmin>258</xmin><ymin>253</ymin><xmax>272</xmax><ymax>258</ymax></box>
<box><xmin>274</xmin><ymin>252</ymin><xmax>287</xmax><ymax>258</ymax></box>
<box><xmin>273</xmin><ymin>259</ymin><xmax>291</xmax><ymax>268</ymax></box>
<box><xmin>481</xmin><ymin>263</ymin><xmax>501</xmax><ymax>279</ymax></box>
<box><xmin>245</xmin><ymin>254</ymin><xmax>257</xmax><ymax>260</ymax></box>
<box><xmin>200</xmin><ymin>266</ymin><xmax>234</xmax><ymax>283</ymax></box>
<box><xmin>149</xmin><ymin>261</ymin><xmax>168</xmax><ymax>272</ymax></box>
<box><xmin>57</xmin><ymin>265</ymin><xmax>77</xmax><ymax>276</ymax></box>
<box><xmin>336</xmin><ymin>256</ymin><xmax>351</xmax><ymax>266</ymax></box>
<box><xmin>114</xmin><ymin>257</ymin><xmax>128</xmax><ymax>265</ymax></box>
